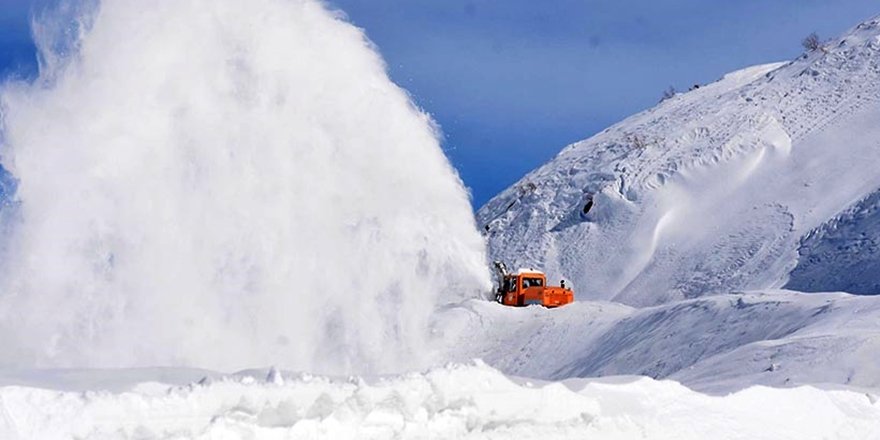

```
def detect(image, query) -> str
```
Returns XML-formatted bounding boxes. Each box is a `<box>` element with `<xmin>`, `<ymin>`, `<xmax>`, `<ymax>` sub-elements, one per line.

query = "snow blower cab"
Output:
<box><xmin>492</xmin><ymin>261</ymin><xmax>574</xmax><ymax>308</ymax></box>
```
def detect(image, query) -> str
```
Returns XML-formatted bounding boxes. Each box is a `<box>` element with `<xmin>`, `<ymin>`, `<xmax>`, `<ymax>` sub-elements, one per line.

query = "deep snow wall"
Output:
<box><xmin>0</xmin><ymin>0</ymin><xmax>491</xmax><ymax>373</ymax></box>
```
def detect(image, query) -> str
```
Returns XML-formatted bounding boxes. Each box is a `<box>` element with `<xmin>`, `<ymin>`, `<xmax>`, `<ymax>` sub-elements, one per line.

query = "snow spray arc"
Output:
<box><xmin>0</xmin><ymin>0</ymin><xmax>491</xmax><ymax>373</ymax></box>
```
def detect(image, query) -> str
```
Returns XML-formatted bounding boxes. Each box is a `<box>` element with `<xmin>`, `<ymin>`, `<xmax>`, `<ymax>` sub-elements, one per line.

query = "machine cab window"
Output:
<box><xmin>504</xmin><ymin>277</ymin><xmax>517</xmax><ymax>292</ymax></box>
<box><xmin>522</xmin><ymin>277</ymin><xmax>543</xmax><ymax>289</ymax></box>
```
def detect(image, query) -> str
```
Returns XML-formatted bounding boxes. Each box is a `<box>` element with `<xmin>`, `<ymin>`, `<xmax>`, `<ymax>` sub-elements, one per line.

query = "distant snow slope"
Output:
<box><xmin>477</xmin><ymin>15</ymin><xmax>880</xmax><ymax>306</ymax></box>
<box><xmin>2</xmin><ymin>362</ymin><xmax>879</xmax><ymax>439</ymax></box>
<box><xmin>786</xmin><ymin>188</ymin><xmax>880</xmax><ymax>294</ymax></box>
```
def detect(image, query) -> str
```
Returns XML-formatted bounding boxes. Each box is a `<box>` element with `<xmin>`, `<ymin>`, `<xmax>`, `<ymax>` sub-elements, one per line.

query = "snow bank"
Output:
<box><xmin>0</xmin><ymin>0</ymin><xmax>491</xmax><ymax>373</ymax></box>
<box><xmin>1</xmin><ymin>362</ymin><xmax>877</xmax><ymax>439</ymax></box>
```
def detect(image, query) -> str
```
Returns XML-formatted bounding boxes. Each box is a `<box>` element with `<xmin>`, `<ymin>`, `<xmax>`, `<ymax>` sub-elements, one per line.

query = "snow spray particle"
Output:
<box><xmin>0</xmin><ymin>0</ymin><xmax>490</xmax><ymax>373</ymax></box>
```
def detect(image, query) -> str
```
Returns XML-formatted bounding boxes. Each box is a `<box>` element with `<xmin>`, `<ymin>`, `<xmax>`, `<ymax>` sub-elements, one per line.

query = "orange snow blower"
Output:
<box><xmin>492</xmin><ymin>261</ymin><xmax>573</xmax><ymax>308</ymax></box>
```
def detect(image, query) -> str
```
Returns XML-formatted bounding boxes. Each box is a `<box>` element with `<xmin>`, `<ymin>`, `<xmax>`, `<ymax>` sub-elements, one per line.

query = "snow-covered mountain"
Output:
<box><xmin>450</xmin><ymin>14</ymin><xmax>880</xmax><ymax>395</ymax></box>
<box><xmin>478</xmin><ymin>15</ymin><xmax>880</xmax><ymax>306</ymax></box>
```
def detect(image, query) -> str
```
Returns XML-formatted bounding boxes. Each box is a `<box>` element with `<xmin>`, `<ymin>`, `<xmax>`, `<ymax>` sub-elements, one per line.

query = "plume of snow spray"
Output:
<box><xmin>0</xmin><ymin>0</ymin><xmax>491</xmax><ymax>373</ymax></box>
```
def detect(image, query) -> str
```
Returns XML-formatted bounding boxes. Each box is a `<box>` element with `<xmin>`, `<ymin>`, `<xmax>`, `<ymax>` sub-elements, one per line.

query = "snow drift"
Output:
<box><xmin>0</xmin><ymin>0</ymin><xmax>490</xmax><ymax>373</ymax></box>
<box><xmin>2</xmin><ymin>362</ymin><xmax>879</xmax><ymax>439</ymax></box>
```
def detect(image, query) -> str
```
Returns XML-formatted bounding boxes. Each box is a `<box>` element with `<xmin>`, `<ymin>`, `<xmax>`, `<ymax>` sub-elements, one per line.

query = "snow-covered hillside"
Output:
<box><xmin>478</xmin><ymin>15</ymin><xmax>880</xmax><ymax>306</ymax></box>
<box><xmin>463</xmin><ymin>13</ymin><xmax>880</xmax><ymax>398</ymax></box>
<box><xmin>3</xmin><ymin>362</ymin><xmax>879</xmax><ymax>439</ymax></box>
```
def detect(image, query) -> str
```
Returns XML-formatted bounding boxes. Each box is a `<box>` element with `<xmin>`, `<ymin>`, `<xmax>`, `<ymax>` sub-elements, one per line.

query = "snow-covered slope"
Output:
<box><xmin>786</xmin><ymin>188</ymin><xmax>880</xmax><ymax>294</ymax></box>
<box><xmin>477</xmin><ymin>16</ymin><xmax>880</xmax><ymax>306</ymax></box>
<box><xmin>437</xmin><ymin>291</ymin><xmax>880</xmax><ymax>393</ymax></box>
<box><xmin>3</xmin><ymin>362</ymin><xmax>879</xmax><ymax>439</ymax></box>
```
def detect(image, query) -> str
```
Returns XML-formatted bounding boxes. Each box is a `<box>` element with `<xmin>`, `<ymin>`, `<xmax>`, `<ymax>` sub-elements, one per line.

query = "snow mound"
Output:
<box><xmin>1</xmin><ymin>362</ymin><xmax>878</xmax><ymax>439</ymax></box>
<box><xmin>477</xmin><ymin>15</ymin><xmax>880</xmax><ymax>306</ymax></box>
<box><xmin>0</xmin><ymin>0</ymin><xmax>491</xmax><ymax>373</ymax></box>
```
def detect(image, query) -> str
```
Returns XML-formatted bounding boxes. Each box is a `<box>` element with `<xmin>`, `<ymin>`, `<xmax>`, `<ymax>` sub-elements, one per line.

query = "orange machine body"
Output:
<box><xmin>496</xmin><ymin>269</ymin><xmax>574</xmax><ymax>308</ymax></box>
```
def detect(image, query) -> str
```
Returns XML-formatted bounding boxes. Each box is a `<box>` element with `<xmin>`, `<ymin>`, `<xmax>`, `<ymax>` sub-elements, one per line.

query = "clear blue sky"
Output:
<box><xmin>1</xmin><ymin>1</ymin><xmax>879</xmax><ymax>207</ymax></box>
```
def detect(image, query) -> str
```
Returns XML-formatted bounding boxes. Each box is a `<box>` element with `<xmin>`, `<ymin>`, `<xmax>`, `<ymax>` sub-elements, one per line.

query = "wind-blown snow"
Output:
<box><xmin>2</xmin><ymin>362</ymin><xmax>879</xmax><ymax>439</ymax></box>
<box><xmin>0</xmin><ymin>0</ymin><xmax>490</xmax><ymax>373</ymax></box>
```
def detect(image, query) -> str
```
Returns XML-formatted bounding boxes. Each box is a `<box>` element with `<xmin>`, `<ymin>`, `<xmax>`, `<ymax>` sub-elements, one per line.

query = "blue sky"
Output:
<box><xmin>1</xmin><ymin>1</ymin><xmax>879</xmax><ymax>206</ymax></box>
<box><xmin>0</xmin><ymin>0</ymin><xmax>37</xmax><ymax>80</ymax></box>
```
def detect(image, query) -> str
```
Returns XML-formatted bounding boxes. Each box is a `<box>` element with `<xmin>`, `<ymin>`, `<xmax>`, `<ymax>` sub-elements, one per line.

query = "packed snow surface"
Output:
<box><xmin>0</xmin><ymin>0</ymin><xmax>490</xmax><ymax>374</ymax></box>
<box><xmin>2</xmin><ymin>362</ymin><xmax>879</xmax><ymax>439</ymax></box>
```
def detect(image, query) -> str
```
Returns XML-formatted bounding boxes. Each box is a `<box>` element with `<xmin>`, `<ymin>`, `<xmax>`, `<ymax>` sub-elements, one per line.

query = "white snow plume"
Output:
<box><xmin>0</xmin><ymin>0</ymin><xmax>491</xmax><ymax>373</ymax></box>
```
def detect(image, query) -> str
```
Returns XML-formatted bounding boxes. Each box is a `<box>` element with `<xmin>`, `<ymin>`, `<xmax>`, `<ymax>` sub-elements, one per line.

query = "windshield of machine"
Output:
<box><xmin>522</xmin><ymin>277</ymin><xmax>543</xmax><ymax>288</ymax></box>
